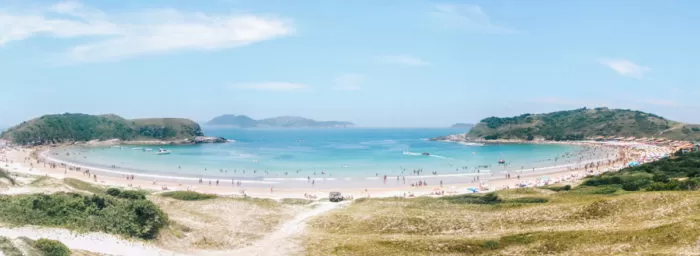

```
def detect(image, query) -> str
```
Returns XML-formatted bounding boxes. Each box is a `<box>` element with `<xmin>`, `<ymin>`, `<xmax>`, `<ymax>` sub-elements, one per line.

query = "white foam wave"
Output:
<box><xmin>402</xmin><ymin>151</ymin><xmax>422</xmax><ymax>156</ymax></box>
<box><xmin>458</xmin><ymin>142</ymin><xmax>485</xmax><ymax>146</ymax></box>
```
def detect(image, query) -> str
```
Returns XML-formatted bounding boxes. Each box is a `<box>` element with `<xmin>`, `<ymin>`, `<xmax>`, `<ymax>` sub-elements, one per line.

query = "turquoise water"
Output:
<box><xmin>51</xmin><ymin>128</ymin><xmax>583</xmax><ymax>180</ymax></box>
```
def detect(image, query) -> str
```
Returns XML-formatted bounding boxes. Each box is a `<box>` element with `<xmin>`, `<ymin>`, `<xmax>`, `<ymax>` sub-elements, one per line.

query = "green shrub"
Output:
<box><xmin>106</xmin><ymin>188</ymin><xmax>146</xmax><ymax>200</ymax></box>
<box><xmin>508</xmin><ymin>197</ymin><xmax>549</xmax><ymax>204</ymax></box>
<box><xmin>0</xmin><ymin>192</ymin><xmax>167</xmax><ymax>239</ymax></box>
<box><xmin>440</xmin><ymin>193</ymin><xmax>502</xmax><ymax>204</ymax></box>
<box><xmin>106</xmin><ymin>188</ymin><xmax>121</xmax><ymax>197</ymax></box>
<box><xmin>33</xmin><ymin>238</ymin><xmax>70</xmax><ymax>256</ymax></box>
<box><xmin>543</xmin><ymin>185</ymin><xmax>571</xmax><ymax>192</ymax></box>
<box><xmin>161</xmin><ymin>191</ymin><xmax>216</xmax><ymax>201</ymax></box>
<box><xmin>482</xmin><ymin>240</ymin><xmax>499</xmax><ymax>249</ymax></box>
<box><xmin>593</xmin><ymin>186</ymin><xmax>619</xmax><ymax>194</ymax></box>
<box><xmin>117</xmin><ymin>190</ymin><xmax>146</xmax><ymax>200</ymax></box>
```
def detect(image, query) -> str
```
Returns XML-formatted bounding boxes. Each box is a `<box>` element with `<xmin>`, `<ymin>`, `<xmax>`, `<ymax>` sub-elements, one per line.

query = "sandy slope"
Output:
<box><xmin>198</xmin><ymin>201</ymin><xmax>346</xmax><ymax>256</ymax></box>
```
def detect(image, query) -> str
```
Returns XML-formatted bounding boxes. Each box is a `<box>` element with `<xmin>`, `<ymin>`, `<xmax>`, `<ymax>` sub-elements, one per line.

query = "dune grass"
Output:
<box><xmin>280</xmin><ymin>198</ymin><xmax>314</xmax><ymax>205</ymax></box>
<box><xmin>152</xmin><ymin>195</ymin><xmax>299</xmax><ymax>251</ymax></box>
<box><xmin>0</xmin><ymin>237</ymin><xmax>23</xmax><ymax>256</ymax></box>
<box><xmin>160</xmin><ymin>191</ymin><xmax>216</xmax><ymax>201</ymax></box>
<box><xmin>305</xmin><ymin>188</ymin><xmax>700</xmax><ymax>255</ymax></box>
<box><xmin>0</xmin><ymin>168</ymin><xmax>17</xmax><ymax>185</ymax></box>
<box><xmin>63</xmin><ymin>178</ymin><xmax>105</xmax><ymax>194</ymax></box>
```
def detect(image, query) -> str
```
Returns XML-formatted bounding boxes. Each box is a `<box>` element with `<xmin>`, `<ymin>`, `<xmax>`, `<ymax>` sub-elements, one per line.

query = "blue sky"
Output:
<box><xmin>1</xmin><ymin>0</ymin><xmax>699</xmax><ymax>127</ymax></box>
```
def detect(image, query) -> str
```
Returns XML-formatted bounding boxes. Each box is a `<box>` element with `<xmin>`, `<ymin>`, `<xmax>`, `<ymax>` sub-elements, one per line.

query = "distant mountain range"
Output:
<box><xmin>206</xmin><ymin>115</ymin><xmax>354</xmax><ymax>128</ymax></box>
<box><xmin>451</xmin><ymin>123</ymin><xmax>474</xmax><ymax>129</ymax></box>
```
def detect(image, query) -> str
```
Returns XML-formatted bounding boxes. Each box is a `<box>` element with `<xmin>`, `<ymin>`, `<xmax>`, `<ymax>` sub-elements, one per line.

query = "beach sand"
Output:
<box><xmin>0</xmin><ymin>141</ymin><xmax>674</xmax><ymax>200</ymax></box>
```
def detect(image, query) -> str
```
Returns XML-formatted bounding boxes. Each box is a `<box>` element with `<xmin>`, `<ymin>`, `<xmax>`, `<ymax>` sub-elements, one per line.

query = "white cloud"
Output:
<box><xmin>598</xmin><ymin>58</ymin><xmax>650</xmax><ymax>79</ymax></box>
<box><xmin>231</xmin><ymin>82</ymin><xmax>308</xmax><ymax>91</ymax></box>
<box><xmin>379</xmin><ymin>55</ymin><xmax>431</xmax><ymax>66</ymax></box>
<box><xmin>430</xmin><ymin>4</ymin><xmax>520</xmax><ymax>34</ymax></box>
<box><xmin>333</xmin><ymin>74</ymin><xmax>364</xmax><ymax>91</ymax></box>
<box><xmin>0</xmin><ymin>1</ymin><xmax>293</xmax><ymax>62</ymax></box>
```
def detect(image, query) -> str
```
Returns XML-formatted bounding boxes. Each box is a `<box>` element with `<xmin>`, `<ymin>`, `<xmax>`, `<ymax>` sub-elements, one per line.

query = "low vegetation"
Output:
<box><xmin>160</xmin><ymin>191</ymin><xmax>216</xmax><ymax>201</ymax></box>
<box><xmin>0</xmin><ymin>113</ymin><xmax>204</xmax><ymax>145</ymax></box>
<box><xmin>63</xmin><ymin>178</ymin><xmax>105</xmax><ymax>194</ymax></box>
<box><xmin>0</xmin><ymin>236</ymin><xmax>23</xmax><ymax>256</ymax></box>
<box><xmin>32</xmin><ymin>238</ymin><xmax>71</xmax><ymax>256</ymax></box>
<box><xmin>0</xmin><ymin>168</ymin><xmax>17</xmax><ymax>185</ymax></box>
<box><xmin>583</xmin><ymin>151</ymin><xmax>700</xmax><ymax>191</ymax></box>
<box><xmin>0</xmin><ymin>189</ymin><xmax>167</xmax><ymax>239</ymax></box>
<box><xmin>468</xmin><ymin>107</ymin><xmax>700</xmax><ymax>141</ymax></box>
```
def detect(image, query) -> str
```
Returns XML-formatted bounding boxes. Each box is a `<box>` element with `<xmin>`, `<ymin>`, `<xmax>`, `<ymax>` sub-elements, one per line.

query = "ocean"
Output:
<box><xmin>49</xmin><ymin>128</ymin><xmax>584</xmax><ymax>180</ymax></box>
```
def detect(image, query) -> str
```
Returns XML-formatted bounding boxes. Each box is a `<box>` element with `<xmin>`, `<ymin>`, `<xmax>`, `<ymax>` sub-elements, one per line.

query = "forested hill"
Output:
<box><xmin>467</xmin><ymin>108</ymin><xmax>700</xmax><ymax>141</ymax></box>
<box><xmin>1</xmin><ymin>113</ymin><xmax>204</xmax><ymax>145</ymax></box>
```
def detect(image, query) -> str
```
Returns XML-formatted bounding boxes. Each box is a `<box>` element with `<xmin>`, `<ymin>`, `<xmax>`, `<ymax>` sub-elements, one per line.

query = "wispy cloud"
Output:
<box><xmin>231</xmin><ymin>82</ymin><xmax>308</xmax><ymax>91</ymax></box>
<box><xmin>598</xmin><ymin>58</ymin><xmax>650</xmax><ymax>79</ymax></box>
<box><xmin>378</xmin><ymin>55</ymin><xmax>431</xmax><ymax>66</ymax></box>
<box><xmin>430</xmin><ymin>4</ymin><xmax>520</xmax><ymax>34</ymax></box>
<box><xmin>0</xmin><ymin>1</ymin><xmax>294</xmax><ymax>62</ymax></box>
<box><xmin>333</xmin><ymin>74</ymin><xmax>364</xmax><ymax>91</ymax></box>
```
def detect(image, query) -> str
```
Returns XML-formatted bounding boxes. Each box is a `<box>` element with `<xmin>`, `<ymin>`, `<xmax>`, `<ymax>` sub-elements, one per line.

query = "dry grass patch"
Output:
<box><xmin>153</xmin><ymin>195</ymin><xmax>303</xmax><ymax>252</ymax></box>
<box><xmin>304</xmin><ymin>190</ymin><xmax>700</xmax><ymax>255</ymax></box>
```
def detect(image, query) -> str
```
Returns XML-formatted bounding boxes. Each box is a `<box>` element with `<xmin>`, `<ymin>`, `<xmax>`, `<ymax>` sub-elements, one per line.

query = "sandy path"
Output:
<box><xmin>0</xmin><ymin>226</ymin><xmax>183</xmax><ymax>256</ymax></box>
<box><xmin>199</xmin><ymin>201</ymin><xmax>346</xmax><ymax>256</ymax></box>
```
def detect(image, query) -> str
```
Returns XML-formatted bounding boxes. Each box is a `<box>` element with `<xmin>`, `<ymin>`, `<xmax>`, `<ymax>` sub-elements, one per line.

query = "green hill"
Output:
<box><xmin>467</xmin><ymin>107</ymin><xmax>700</xmax><ymax>141</ymax></box>
<box><xmin>1</xmin><ymin>113</ymin><xmax>204</xmax><ymax>145</ymax></box>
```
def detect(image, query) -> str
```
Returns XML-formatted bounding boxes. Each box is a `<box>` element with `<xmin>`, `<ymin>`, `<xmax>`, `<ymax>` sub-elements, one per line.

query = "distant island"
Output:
<box><xmin>1</xmin><ymin>113</ymin><xmax>226</xmax><ymax>145</ymax></box>
<box><xmin>433</xmin><ymin>108</ymin><xmax>700</xmax><ymax>142</ymax></box>
<box><xmin>206</xmin><ymin>115</ymin><xmax>354</xmax><ymax>128</ymax></box>
<box><xmin>450</xmin><ymin>123</ymin><xmax>474</xmax><ymax>129</ymax></box>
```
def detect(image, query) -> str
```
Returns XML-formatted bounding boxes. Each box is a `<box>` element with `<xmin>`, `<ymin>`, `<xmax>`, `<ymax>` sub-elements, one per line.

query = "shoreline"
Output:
<box><xmin>0</xmin><ymin>140</ymin><xmax>674</xmax><ymax>199</ymax></box>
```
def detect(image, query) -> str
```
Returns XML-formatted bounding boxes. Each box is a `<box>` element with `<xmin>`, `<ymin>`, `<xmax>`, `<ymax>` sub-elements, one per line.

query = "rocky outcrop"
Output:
<box><xmin>429</xmin><ymin>134</ymin><xmax>467</xmax><ymax>142</ymax></box>
<box><xmin>194</xmin><ymin>136</ymin><xmax>228</xmax><ymax>144</ymax></box>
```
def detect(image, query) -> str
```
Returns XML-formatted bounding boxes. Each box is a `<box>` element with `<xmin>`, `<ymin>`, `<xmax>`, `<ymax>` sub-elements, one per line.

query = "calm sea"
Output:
<box><xmin>50</xmin><ymin>128</ymin><xmax>583</xmax><ymax>179</ymax></box>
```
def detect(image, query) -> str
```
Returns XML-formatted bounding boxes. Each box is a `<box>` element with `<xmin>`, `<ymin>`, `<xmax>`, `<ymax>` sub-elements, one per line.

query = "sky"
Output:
<box><xmin>1</xmin><ymin>0</ymin><xmax>699</xmax><ymax>128</ymax></box>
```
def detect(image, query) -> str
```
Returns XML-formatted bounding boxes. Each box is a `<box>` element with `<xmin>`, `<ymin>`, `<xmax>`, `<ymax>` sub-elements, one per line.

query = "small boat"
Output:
<box><xmin>132</xmin><ymin>147</ymin><xmax>143</xmax><ymax>150</ymax></box>
<box><xmin>498</xmin><ymin>160</ymin><xmax>506</xmax><ymax>164</ymax></box>
<box><xmin>156</xmin><ymin>148</ymin><xmax>171</xmax><ymax>155</ymax></box>
<box><xmin>422</xmin><ymin>152</ymin><xmax>431</xmax><ymax>156</ymax></box>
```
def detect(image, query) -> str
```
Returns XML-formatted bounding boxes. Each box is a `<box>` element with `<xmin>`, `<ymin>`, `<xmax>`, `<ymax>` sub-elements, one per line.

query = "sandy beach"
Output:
<box><xmin>0</xmin><ymin>140</ymin><xmax>675</xmax><ymax>200</ymax></box>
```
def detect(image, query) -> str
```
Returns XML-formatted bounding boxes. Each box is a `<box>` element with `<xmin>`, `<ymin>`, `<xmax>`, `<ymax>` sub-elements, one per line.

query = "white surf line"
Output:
<box><xmin>0</xmin><ymin>226</ymin><xmax>183</xmax><ymax>256</ymax></box>
<box><xmin>40</xmin><ymin>151</ymin><xmax>278</xmax><ymax>185</ymax></box>
<box><xmin>201</xmin><ymin>202</ymin><xmax>346</xmax><ymax>256</ymax></box>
